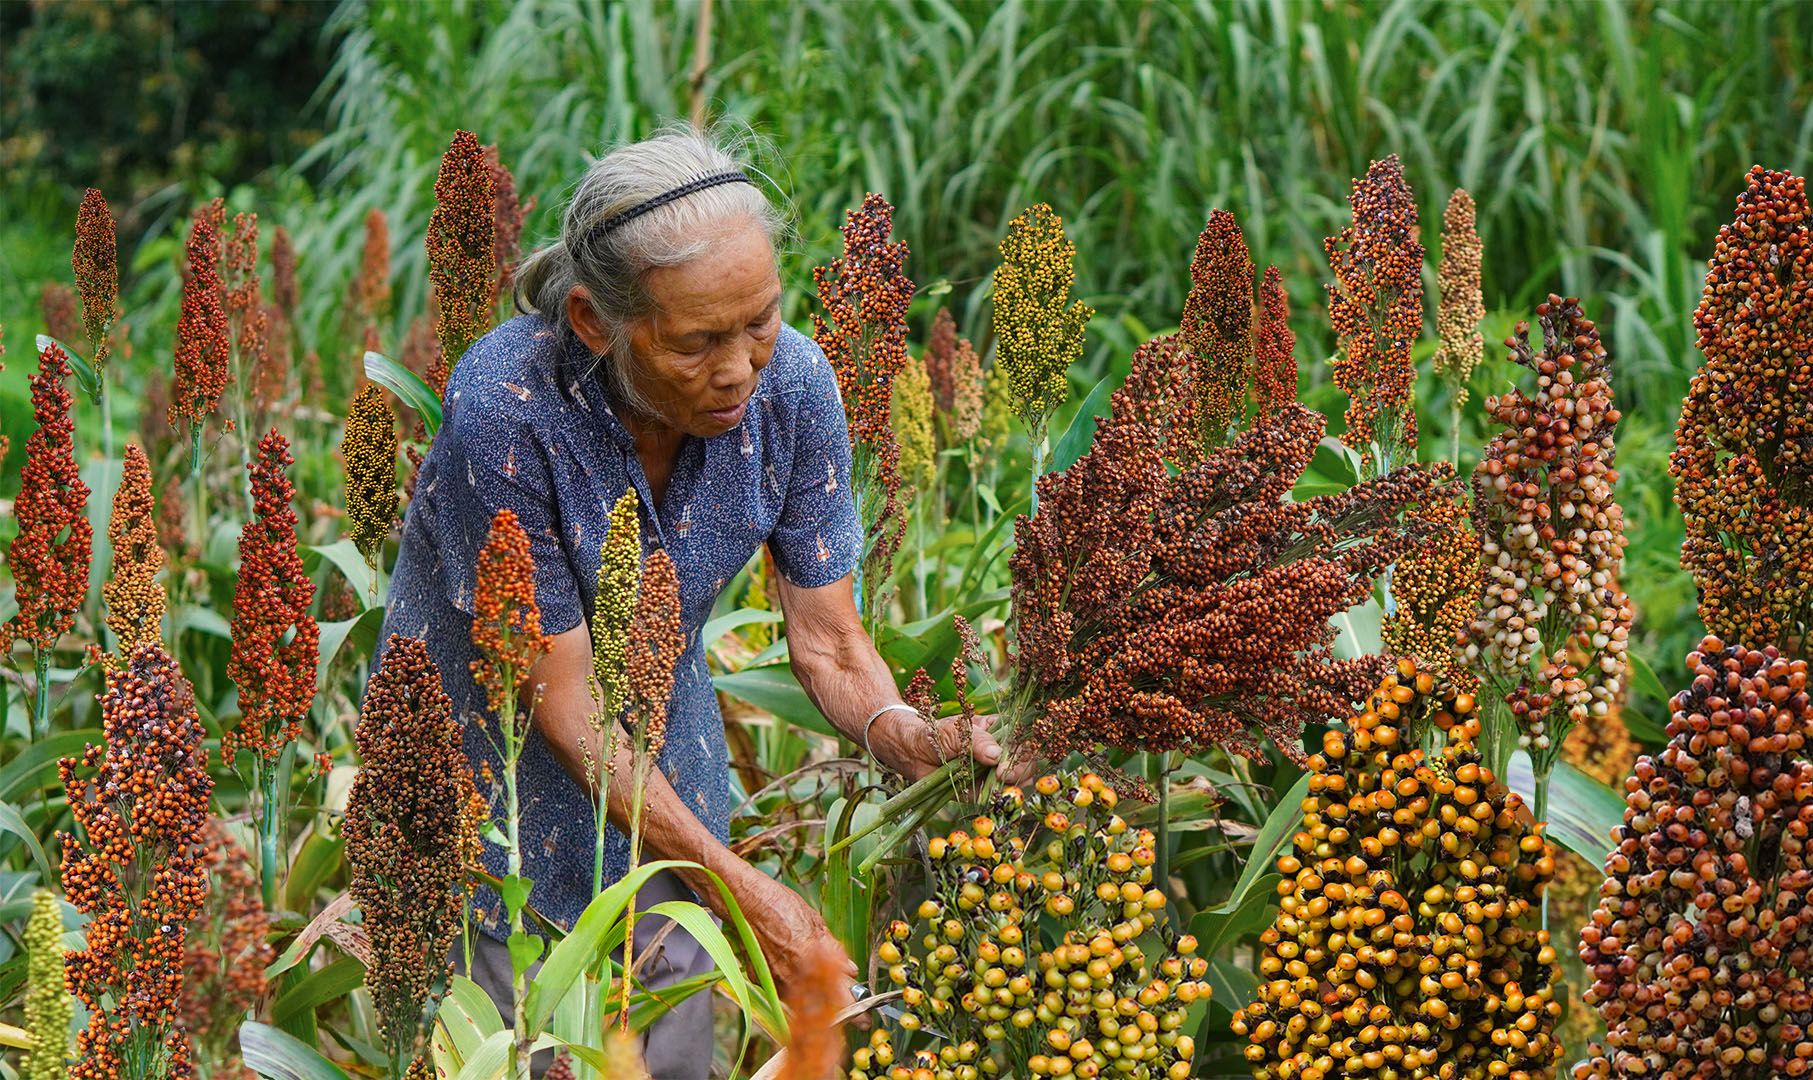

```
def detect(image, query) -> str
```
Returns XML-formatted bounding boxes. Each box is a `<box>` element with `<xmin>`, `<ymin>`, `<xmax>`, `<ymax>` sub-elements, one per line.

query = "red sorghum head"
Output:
<box><xmin>1252</xmin><ymin>264</ymin><xmax>1298</xmax><ymax>417</ymax></box>
<box><xmin>0</xmin><ymin>338</ymin><xmax>92</xmax><ymax>656</ymax></box>
<box><xmin>627</xmin><ymin>548</ymin><xmax>682</xmax><ymax>756</ymax></box>
<box><xmin>169</xmin><ymin>200</ymin><xmax>233</xmax><ymax>435</ymax></box>
<box><xmin>428</xmin><ymin>130</ymin><xmax>497</xmax><ymax>370</ymax></box>
<box><xmin>1181</xmin><ymin>208</ymin><xmax>1255</xmax><ymax>445</ymax></box>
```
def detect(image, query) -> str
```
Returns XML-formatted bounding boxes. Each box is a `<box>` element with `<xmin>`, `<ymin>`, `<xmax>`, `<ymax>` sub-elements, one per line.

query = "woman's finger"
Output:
<box><xmin>931</xmin><ymin>714</ymin><xmax>1001</xmax><ymax>766</ymax></box>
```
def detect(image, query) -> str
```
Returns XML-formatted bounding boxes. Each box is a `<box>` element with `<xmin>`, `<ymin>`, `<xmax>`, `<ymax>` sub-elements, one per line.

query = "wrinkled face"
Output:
<box><xmin>619</xmin><ymin>220</ymin><xmax>783</xmax><ymax>438</ymax></box>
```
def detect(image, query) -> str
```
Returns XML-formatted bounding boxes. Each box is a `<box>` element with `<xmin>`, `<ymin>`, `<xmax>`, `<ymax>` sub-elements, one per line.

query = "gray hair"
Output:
<box><xmin>513</xmin><ymin>121</ymin><xmax>788</xmax><ymax>416</ymax></box>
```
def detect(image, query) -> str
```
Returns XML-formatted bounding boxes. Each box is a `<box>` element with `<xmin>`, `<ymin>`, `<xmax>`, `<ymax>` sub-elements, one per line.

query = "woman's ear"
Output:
<box><xmin>567</xmin><ymin>285</ymin><xmax>614</xmax><ymax>355</ymax></box>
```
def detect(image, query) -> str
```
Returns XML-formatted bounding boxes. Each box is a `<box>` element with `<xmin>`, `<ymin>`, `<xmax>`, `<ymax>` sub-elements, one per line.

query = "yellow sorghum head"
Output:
<box><xmin>103</xmin><ymin>444</ymin><xmax>166</xmax><ymax>660</ymax></box>
<box><xmin>1382</xmin><ymin>477</ymin><xmax>1478</xmax><ymax>687</ymax></box>
<box><xmin>342</xmin><ymin>383</ymin><xmax>399</xmax><ymax>564</ymax></box>
<box><xmin>1434</xmin><ymin>188</ymin><xmax>1485</xmax><ymax>404</ymax></box>
<box><xmin>992</xmin><ymin>203</ymin><xmax>1092</xmax><ymax>438</ymax></box>
<box><xmin>893</xmin><ymin>354</ymin><xmax>936</xmax><ymax>494</ymax></box>
<box><xmin>592</xmin><ymin>489</ymin><xmax>642</xmax><ymax>732</ymax></box>
<box><xmin>979</xmin><ymin>359</ymin><xmax>1015</xmax><ymax>454</ymax></box>
<box><xmin>23</xmin><ymin>889</ymin><xmax>70</xmax><ymax>1080</ymax></box>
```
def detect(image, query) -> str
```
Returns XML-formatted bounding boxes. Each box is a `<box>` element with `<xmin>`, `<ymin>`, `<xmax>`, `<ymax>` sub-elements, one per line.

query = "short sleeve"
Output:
<box><xmin>429</xmin><ymin>408</ymin><xmax>586</xmax><ymax>636</ymax></box>
<box><xmin>767</xmin><ymin>344</ymin><xmax>862</xmax><ymax>588</ymax></box>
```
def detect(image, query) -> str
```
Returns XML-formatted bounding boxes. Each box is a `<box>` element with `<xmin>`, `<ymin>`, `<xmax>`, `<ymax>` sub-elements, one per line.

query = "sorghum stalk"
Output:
<box><xmin>469</xmin><ymin>508</ymin><xmax>554</xmax><ymax>1079</ymax></box>
<box><xmin>22</xmin><ymin>888</ymin><xmax>69</xmax><ymax>1080</ymax></box>
<box><xmin>225</xmin><ymin>429</ymin><xmax>321</xmax><ymax>910</ymax></box>
<box><xmin>1</xmin><ymin>338</ymin><xmax>92</xmax><ymax>736</ymax></box>
<box><xmin>588</xmin><ymin>490</ymin><xmax>642</xmax><ymax>896</ymax></box>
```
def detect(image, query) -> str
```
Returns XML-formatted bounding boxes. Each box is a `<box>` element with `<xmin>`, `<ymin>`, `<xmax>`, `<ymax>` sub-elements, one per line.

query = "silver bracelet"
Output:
<box><xmin>861</xmin><ymin>702</ymin><xmax>923</xmax><ymax>764</ymax></box>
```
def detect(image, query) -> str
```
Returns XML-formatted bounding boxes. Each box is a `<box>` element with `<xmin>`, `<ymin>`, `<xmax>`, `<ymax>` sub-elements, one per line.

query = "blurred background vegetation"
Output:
<box><xmin>4</xmin><ymin>0</ymin><xmax>1811</xmax><ymax>751</ymax></box>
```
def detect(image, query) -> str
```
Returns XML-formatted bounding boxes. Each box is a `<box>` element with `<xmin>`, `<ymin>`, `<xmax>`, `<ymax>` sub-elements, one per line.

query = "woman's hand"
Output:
<box><xmin>870</xmin><ymin>710</ymin><xmax>1035</xmax><ymax>785</ymax></box>
<box><xmin>725</xmin><ymin>861</ymin><xmax>856</xmax><ymax>995</ymax></box>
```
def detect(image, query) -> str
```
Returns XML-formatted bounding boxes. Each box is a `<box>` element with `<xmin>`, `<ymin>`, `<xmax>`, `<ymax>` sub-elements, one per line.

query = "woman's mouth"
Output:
<box><xmin>706</xmin><ymin>397</ymin><xmax>749</xmax><ymax>426</ymax></box>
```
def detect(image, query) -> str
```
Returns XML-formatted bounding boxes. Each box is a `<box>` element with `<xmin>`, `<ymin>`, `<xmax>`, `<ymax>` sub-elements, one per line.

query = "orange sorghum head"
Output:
<box><xmin>1671</xmin><ymin>166</ymin><xmax>1813</xmax><ymax>657</ymax></box>
<box><xmin>813</xmin><ymin>192</ymin><xmax>916</xmax><ymax>453</ymax></box>
<box><xmin>59</xmin><ymin>642</ymin><xmax>214</xmax><ymax>1080</ymax></box>
<box><xmin>73</xmin><ymin>187</ymin><xmax>120</xmax><ymax>369</ymax></box>
<box><xmin>1011</xmin><ymin>382</ymin><xmax>1450</xmax><ymax>762</ymax></box>
<box><xmin>1326</xmin><ymin>154</ymin><xmax>1423</xmax><ymax>466</ymax></box>
<box><xmin>469</xmin><ymin>507</ymin><xmax>552</xmax><ymax>720</ymax></box>
<box><xmin>428</xmin><ymin>130</ymin><xmax>498</xmax><ymax>370</ymax></box>
<box><xmin>1252</xmin><ymin>264</ymin><xmax>1298</xmax><ymax>417</ymax></box>
<box><xmin>103</xmin><ymin>444</ymin><xmax>167</xmax><ymax>659</ymax></box>
<box><xmin>1234</xmin><ymin>660</ymin><xmax>1563</xmax><ymax>1079</ymax></box>
<box><xmin>992</xmin><ymin>203</ymin><xmax>1092</xmax><ymax>438</ymax></box>
<box><xmin>627</xmin><ymin>548</ymin><xmax>683</xmax><ymax>757</ymax></box>
<box><xmin>169</xmin><ymin>199</ymin><xmax>233</xmax><ymax>433</ymax></box>
<box><xmin>1575</xmin><ymin>637</ymin><xmax>1813</xmax><ymax>1079</ymax></box>
<box><xmin>343</xmin><ymin>383</ymin><xmax>400</xmax><ymax>563</ymax></box>
<box><xmin>1461</xmin><ymin>295</ymin><xmax>1631</xmax><ymax>757</ymax></box>
<box><xmin>1383</xmin><ymin>479</ymin><xmax>1479</xmax><ymax>688</ymax></box>
<box><xmin>347</xmin><ymin>635</ymin><xmax>480</xmax><ymax>1074</ymax></box>
<box><xmin>1181</xmin><ymin>208</ymin><xmax>1255</xmax><ymax>446</ymax></box>
<box><xmin>1434</xmin><ymin>188</ymin><xmax>1486</xmax><ymax>404</ymax></box>
<box><xmin>0</xmin><ymin>338</ymin><xmax>92</xmax><ymax>655</ymax></box>
<box><xmin>352</xmin><ymin>207</ymin><xmax>391</xmax><ymax>327</ymax></box>
<box><xmin>225</xmin><ymin>428</ymin><xmax>321</xmax><ymax>762</ymax></box>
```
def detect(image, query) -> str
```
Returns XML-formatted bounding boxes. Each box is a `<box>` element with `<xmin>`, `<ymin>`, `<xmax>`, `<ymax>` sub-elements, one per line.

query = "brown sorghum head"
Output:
<box><xmin>42</xmin><ymin>281</ymin><xmax>80</xmax><ymax>345</ymax></box>
<box><xmin>225</xmin><ymin>428</ymin><xmax>321</xmax><ymax>762</ymax></box>
<box><xmin>1234</xmin><ymin>660</ymin><xmax>1562</xmax><ymax>1079</ymax></box>
<box><xmin>343</xmin><ymin>383</ymin><xmax>400</xmax><ymax>564</ymax></box>
<box><xmin>1575</xmin><ymin>636</ymin><xmax>1813</xmax><ymax>1079</ymax></box>
<box><xmin>270</xmin><ymin>225</ymin><xmax>299</xmax><ymax>319</ymax></box>
<box><xmin>60</xmin><ymin>642</ymin><xmax>213</xmax><ymax>1080</ymax></box>
<box><xmin>347</xmin><ymin>635</ymin><xmax>480</xmax><ymax>1076</ymax></box>
<box><xmin>73</xmin><ymin>188</ymin><xmax>119</xmax><ymax>370</ymax></box>
<box><xmin>485</xmin><ymin>142</ymin><xmax>535</xmax><ymax>301</ymax></box>
<box><xmin>103</xmin><ymin>444</ymin><xmax>167</xmax><ymax>659</ymax></box>
<box><xmin>627</xmin><ymin>548</ymin><xmax>682</xmax><ymax>756</ymax></box>
<box><xmin>1434</xmin><ymin>188</ymin><xmax>1486</xmax><ymax>405</ymax></box>
<box><xmin>1252</xmin><ymin>265</ymin><xmax>1298</xmax><ymax>417</ymax></box>
<box><xmin>352</xmin><ymin>206</ymin><xmax>392</xmax><ymax>330</ymax></box>
<box><xmin>0</xmin><ymin>338</ymin><xmax>92</xmax><ymax>656</ymax></box>
<box><xmin>923</xmin><ymin>306</ymin><xmax>960</xmax><ymax>415</ymax></box>
<box><xmin>1671</xmin><ymin>166</ymin><xmax>1813</xmax><ymax>657</ymax></box>
<box><xmin>813</xmin><ymin>192</ymin><xmax>915</xmax><ymax>453</ymax></box>
<box><xmin>253</xmin><ymin>300</ymin><xmax>292</xmax><ymax>411</ymax></box>
<box><xmin>169</xmin><ymin>199</ymin><xmax>233</xmax><ymax>434</ymax></box>
<box><xmin>1461</xmin><ymin>295</ymin><xmax>1631</xmax><ymax>758</ymax></box>
<box><xmin>1181</xmin><ymin>208</ymin><xmax>1255</xmax><ymax>446</ymax></box>
<box><xmin>428</xmin><ymin>130</ymin><xmax>497</xmax><ymax>371</ymax></box>
<box><xmin>1326</xmin><ymin>154</ymin><xmax>1423</xmax><ymax>467</ymax></box>
<box><xmin>469</xmin><ymin>508</ymin><xmax>552</xmax><ymax>721</ymax></box>
<box><xmin>180</xmin><ymin>821</ymin><xmax>272</xmax><ymax>1074</ymax></box>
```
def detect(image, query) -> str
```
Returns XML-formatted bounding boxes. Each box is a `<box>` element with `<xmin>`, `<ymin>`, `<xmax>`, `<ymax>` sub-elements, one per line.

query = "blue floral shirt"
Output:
<box><xmin>374</xmin><ymin>311</ymin><xmax>861</xmax><ymax>939</ymax></box>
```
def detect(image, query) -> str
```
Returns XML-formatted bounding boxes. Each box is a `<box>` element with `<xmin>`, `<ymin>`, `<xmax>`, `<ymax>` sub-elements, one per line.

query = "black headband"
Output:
<box><xmin>587</xmin><ymin>170</ymin><xmax>753</xmax><ymax>242</ymax></box>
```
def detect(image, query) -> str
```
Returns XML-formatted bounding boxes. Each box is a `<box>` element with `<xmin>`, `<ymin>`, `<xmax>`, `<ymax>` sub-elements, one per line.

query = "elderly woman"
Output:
<box><xmin>375</xmin><ymin>126</ymin><xmax>1006</xmax><ymax>1075</ymax></box>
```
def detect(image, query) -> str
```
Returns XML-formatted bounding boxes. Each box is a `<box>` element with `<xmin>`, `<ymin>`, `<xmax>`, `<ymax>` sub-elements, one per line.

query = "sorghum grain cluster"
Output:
<box><xmin>103</xmin><ymin>444</ymin><xmax>167</xmax><ymax>659</ymax></box>
<box><xmin>1434</xmin><ymin>190</ymin><xmax>1485</xmax><ymax>406</ymax></box>
<box><xmin>73</xmin><ymin>187</ymin><xmax>119</xmax><ymax>371</ymax></box>
<box><xmin>1180</xmin><ymin>208</ymin><xmax>1256</xmax><ymax>445</ymax></box>
<box><xmin>0</xmin><ymin>339</ymin><xmax>92</xmax><ymax>658</ymax></box>
<box><xmin>428</xmin><ymin>130</ymin><xmax>498</xmax><ymax>371</ymax></box>
<box><xmin>1382</xmin><ymin>483</ymin><xmax>1478</xmax><ymax>688</ymax></box>
<box><xmin>22</xmin><ymin>889</ymin><xmax>69</xmax><ymax>1080</ymax></box>
<box><xmin>591</xmin><ymin>489</ymin><xmax>643</xmax><ymax>740</ymax></box>
<box><xmin>1575</xmin><ymin>636</ymin><xmax>1813</xmax><ymax>1078</ymax></box>
<box><xmin>1234</xmin><ymin>660</ymin><xmax>1563</xmax><ymax>1079</ymax></box>
<box><xmin>627</xmin><ymin>548</ymin><xmax>683</xmax><ymax>756</ymax></box>
<box><xmin>1252</xmin><ymin>265</ymin><xmax>1298</xmax><ymax>418</ymax></box>
<box><xmin>470</xmin><ymin>507</ymin><xmax>552</xmax><ymax>722</ymax></box>
<box><xmin>179</xmin><ymin>821</ymin><xmax>271</xmax><ymax>1076</ymax></box>
<box><xmin>993</xmin><ymin>203</ymin><xmax>1092</xmax><ymax>442</ymax></box>
<box><xmin>895</xmin><ymin>353</ymin><xmax>937</xmax><ymax>494</ymax></box>
<box><xmin>169</xmin><ymin>201</ymin><xmax>232</xmax><ymax>450</ymax></box>
<box><xmin>343</xmin><ymin>382</ymin><xmax>400</xmax><ymax>565</ymax></box>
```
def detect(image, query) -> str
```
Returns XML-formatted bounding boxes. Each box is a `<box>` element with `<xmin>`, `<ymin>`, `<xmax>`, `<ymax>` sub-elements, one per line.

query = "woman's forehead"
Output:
<box><xmin>646</xmin><ymin>227</ymin><xmax>780</xmax><ymax>326</ymax></box>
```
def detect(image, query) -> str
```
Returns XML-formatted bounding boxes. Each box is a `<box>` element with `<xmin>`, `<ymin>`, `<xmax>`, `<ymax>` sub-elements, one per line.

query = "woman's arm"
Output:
<box><xmin>525</xmin><ymin>626</ymin><xmax>855</xmax><ymax>992</ymax></box>
<box><xmin>771</xmin><ymin>569</ymin><xmax>1008</xmax><ymax>782</ymax></box>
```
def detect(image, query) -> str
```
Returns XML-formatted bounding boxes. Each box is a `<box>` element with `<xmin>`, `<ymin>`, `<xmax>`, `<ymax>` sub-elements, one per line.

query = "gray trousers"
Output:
<box><xmin>456</xmin><ymin>869</ymin><xmax>717</xmax><ymax>1080</ymax></box>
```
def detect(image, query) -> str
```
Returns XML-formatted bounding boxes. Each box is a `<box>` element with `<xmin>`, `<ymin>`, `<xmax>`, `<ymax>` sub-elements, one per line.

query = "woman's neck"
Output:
<box><xmin>621</xmin><ymin>410</ymin><xmax>686</xmax><ymax>508</ymax></box>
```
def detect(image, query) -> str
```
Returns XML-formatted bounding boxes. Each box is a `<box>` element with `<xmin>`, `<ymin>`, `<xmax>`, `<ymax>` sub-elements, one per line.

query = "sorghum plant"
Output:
<box><xmin>1326</xmin><ymin>154</ymin><xmax>1423</xmax><ymax>475</ymax></box>
<box><xmin>42</xmin><ymin>281</ymin><xmax>80</xmax><ymax>345</ymax></box>
<box><xmin>978</xmin><ymin>360</ymin><xmax>1015</xmax><ymax>457</ymax></box>
<box><xmin>486</xmin><ymin>141</ymin><xmax>535</xmax><ymax>302</ymax></box>
<box><xmin>813</xmin><ymin>193</ymin><xmax>915</xmax><ymax>623</ymax></box>
<box><xmin>1382</xmin><ymin>482</ymin><xmax>1479</xmax><ymax>688</ymax></box>
<box><xmin>351</xmin><ymin>207</ymin><xmax>392</xmax><ymax>351</ymax></box>
<box><xmin>225</xmin><ymin>428</ymin><xmax>321</xmax><ymax>907</ymax></box>
<box><xmin>589</xmin><ymin>488</ymin><xmax>641</xmax><ymax>894</ymax></box>
<box><xmin>344</xmin><ymin>382</ymin><xmax>400</xmax><ymax>571</ymax></box>
<box><xmin>169</xmin><ymin>200</ymin><xmax>233</xmax><ymax>473</ymax></box>
<box><xmin>923</xmin><ymin>307</ymin><xmax>960</xmax><ymax>417</ymax></box>
<box><xmin>469</xmin><ymin>507</ymin><xmax>554</xmax><ymax>1077</ymax></box>
<box><xmin>1180</xmin><ymin>208</ymin><xmax>1255</xmax><ymax>446</ymax></box>
<box><xmin>103</xmin><ymin>444</ymin><xmax>167</xmax><ymax>659</ymax></box>
<box><xmin>855</xmin><ymin>772</ymin><xmax>1210</xmax><ymax>1080</ymax></box>
<box><xmin>179</xmin><ymin>821</ymin><xmax>272</xmax><ymax>1078</ymax></box>
<box><xmin>428</xmin><ymin>130</ymin><xmax>498</xmax><ymax>372</ymax></box>
<box><xmin>1670</xmin><ymin>166</ymin><xmax>1813</xmax><ymax>656</ymax></box>
<box><xmin>23</xmin><ymin>888</ymin><xmax>69</xmax><ymax>1080</ymax></box>
<box><xmin>60</xmin><ymin>642</ymin><xmax>215</xmax><ymax>1080</ymax></box>
<box><xmin>270</xmin><ymin>225</ymin><xmax>298</xmax><ymax>322</ymax></box>
<box><xmin>1461</xmin><ymin>295</ymin><xmax>1632</xmax><ymax>799</ymax></box>
<box><xmin>1434</xmin><ymin>189</ymin><xmax>1486</xmax><ymax>463</ymax></box>
<box><xmin>1233</xmin><ymin>660</ymin><xmax>1563</xmax><ymax>1079</ymax></box>
<box><xmin>992</xmin><ymin>203</ymin><xmax>1092</xmax><ymax>497</ymax></box>
<box><xmin>73</xmin><ymin>187</ymin><xmax>120</xmax><ymax>378</ymax></box>
<box><xmin>1</xmin><ymin>338</ymin><xmax>93</xmax><ymax>733</ymax></box>
<box><xmin>348</xmin><ymin>635</ymin><xmax>483</xmax><ymax>1079</ymax></box>
<box><xmin>895</xmin><ymin>353</ymin><xmax>937</xmax><ymax>498</ymax></box>
<box><xmin>1575</xmin><ymin>637</ymin><xmax>1813</xmax><ymax>1079</ymax></box>
<box><xmin>1252</xmin><ymin>265</ymin><xmax>1298</xmax><ymax>419</ymax></box>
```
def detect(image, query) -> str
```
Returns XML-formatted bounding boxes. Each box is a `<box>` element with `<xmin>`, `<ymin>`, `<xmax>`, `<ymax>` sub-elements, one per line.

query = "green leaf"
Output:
<box><xmin>283</xmin><ymin>830</ymin><xmax>344</xmax><ymax>914</ymax></box>
<box><xmin>171</xmin><ymin>604</ymin><xmax>234</xmax><ymax>640</ymax></box>
<box><xmin>508</xmin><ymin>930</ymin><xmax>544</xmax><ymax>978</ymax></box>
<box><xmin>316</xmin><ymin>607</ymin><xmax>385</xmax><ymax>689</ymax></box>
<box><xmin>0</xmin><ymin>802</ymin><xmax>50</xmax><ymax>882</ymax></box>
<box><xmin>523</xmin><ymin>859</ymin><xmax>688</xmax><ymax>1033</ymax></box>
<box><xmin>1048</xmin><ymin>374</ymin><xmax>1114</xmax><ymax>473</ymax></box>
<box><xmin>449</xmin><ymin>1030</ymin><xmax>513</xmax><ymax>1080</ymax></box>
<box><xmin>270</xmin><ymin>956</ymin><xmax>366</xmax><ymax>1026</ymax></box>
<box><xmin>711</xmin><ymin>666</ymin><xmax>834</xmax><ymax>737</ymax></box>
<box><xmin>1627</xmin><ymin>649</ymin><xmax>1669</xmax><ymax>703</ymax></box>
<box><xmin>239</xmin><ymin>1021</ymin><xmax>353</xmax><ymax>1080</ymax></box>
<box><xmin>497</xmin><ymin>875</ymin><xmax>534</xmax><ymax>919</ymax></box>
<box><xmin>1190</xmin><ymin>873</ymin><xmax>1281</xmax><ymax>961</ymax></box>
<box><xmin>365</xmin><ymin>350</ymin><xmax>444</xmax><ymax>436</ymax></box>
<box><xmin>701</xmin><ymin>608</ymin><xmax>784</xmax><ymax>654</ymax></box>
<box><xmin>976</xmin><ymin>482</ymin><xmax>1002</xmax><ymax>517</ymax></box>
<box><xmin>1223</xmin><ymin>772</ymin><xmax>1309</xmax><ymax>911</ymax></box>
<box><xmin>303</xmin><ymin>541</ymin><xmax>383</xmax><ymax>609</ymax></box>
<box><xmin>437</xmin><ymin>974</ymin><xmax>506</xmax><ymax>1062</ymax></box>
<box><xmin>1331</xmin><ymin>597</ymin><xmax>1383</xmax><ymax>661</ymax></box>
<box><xmin>1505</xmin><ymin>753</ymin><xmax>1624</xmax><ymax>869</ymax></box>
<box><xmin>642</xmin><ymin>899</ymin><xmax>789</xmax><ymax>1042</ymax></box>
<box><xmin>0</xmin><ymin>728</ymin><xmax>98</xmax><ymax>801</ymax></box>
<box><xmin>37</xmin><ymin>335</ymin><xmax>101</xmax><ymax>403</ymax></box>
